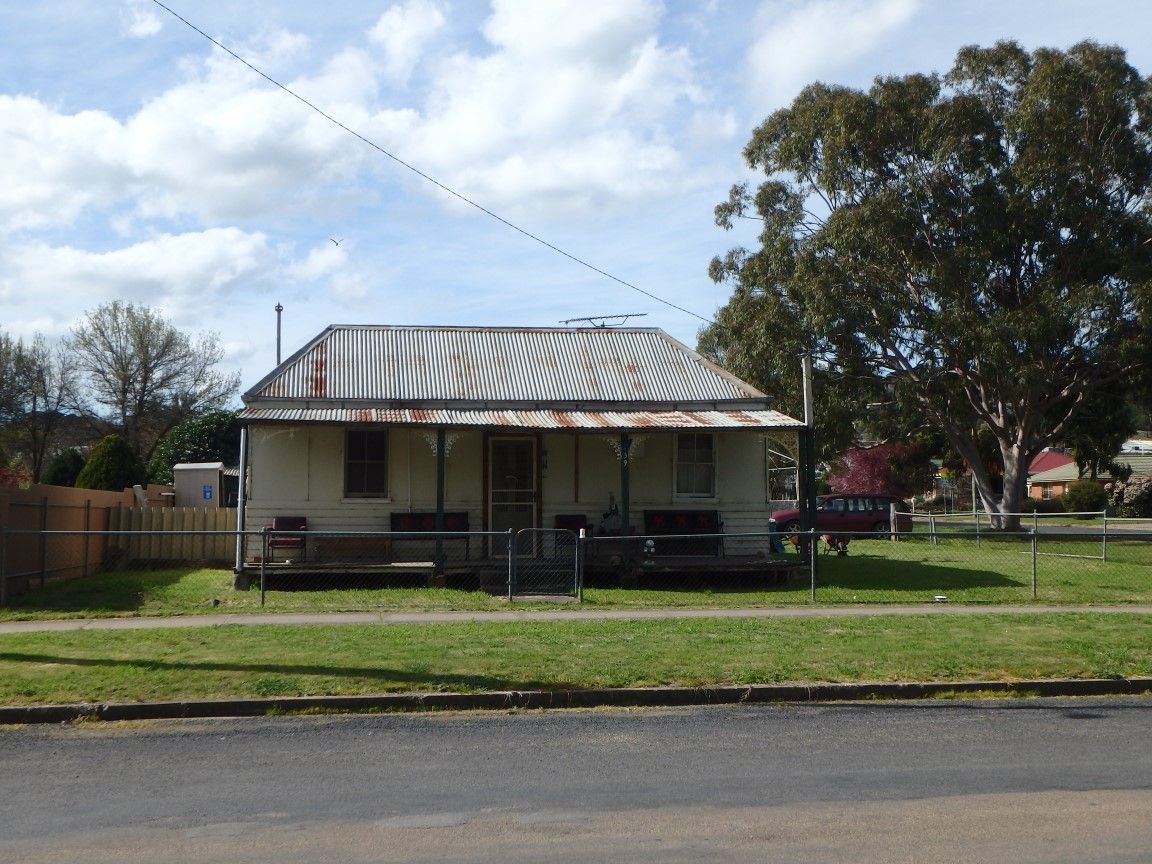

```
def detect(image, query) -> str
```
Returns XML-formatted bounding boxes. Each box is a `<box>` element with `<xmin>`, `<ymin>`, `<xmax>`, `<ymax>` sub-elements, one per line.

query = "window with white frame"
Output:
<box><xmin>675</xmin><ymin>433</ymin><xmax>715</xmax><ymax>497</ymax></box>
<box><xmin>345</xmin><ymin>429</ymin><xmax>389</xmax><ymax>497</ymax></box>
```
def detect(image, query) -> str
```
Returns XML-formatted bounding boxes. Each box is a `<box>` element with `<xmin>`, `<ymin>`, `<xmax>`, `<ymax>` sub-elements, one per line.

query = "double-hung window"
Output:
<box><xmin>675</xmin><ymin>433</ymin><xmax>715</xmax><ymax>497</ymax></box>
<box><xmin>345</xmin><ymin>429</ymin><xmax>389</xmax><ymax>497</ymax></box>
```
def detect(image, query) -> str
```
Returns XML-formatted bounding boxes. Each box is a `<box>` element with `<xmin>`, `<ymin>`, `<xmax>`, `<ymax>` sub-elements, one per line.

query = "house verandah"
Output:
<box><xmin>233</xmin><ymin>325</ymin><xmax>809</xmax><ymax>588</ymax></box>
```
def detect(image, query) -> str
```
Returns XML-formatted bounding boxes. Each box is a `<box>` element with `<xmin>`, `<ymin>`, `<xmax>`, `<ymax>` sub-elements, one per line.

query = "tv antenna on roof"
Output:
<box><xmin>560</xmin><ymin>314</ymin><xmax>648</xmax><ymax>328</ymax></box>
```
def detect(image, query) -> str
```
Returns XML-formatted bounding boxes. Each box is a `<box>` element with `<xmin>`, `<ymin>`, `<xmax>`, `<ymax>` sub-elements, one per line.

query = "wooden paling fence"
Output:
<box><xmin>106</xmin><ymin>507</ymin><xmax>237</xmax><ymax>566</ymax></box>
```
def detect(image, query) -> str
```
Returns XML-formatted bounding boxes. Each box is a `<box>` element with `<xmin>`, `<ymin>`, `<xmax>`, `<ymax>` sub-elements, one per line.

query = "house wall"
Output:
<box><xmin>1028</xmin><ymin>481</ymin><xmax>1070</xmax><ymax>500</ymax></box>
<box><xmin>243</xmin><ymin>424</ymin><xmax>785</xmax><ymax>557</ymax></box>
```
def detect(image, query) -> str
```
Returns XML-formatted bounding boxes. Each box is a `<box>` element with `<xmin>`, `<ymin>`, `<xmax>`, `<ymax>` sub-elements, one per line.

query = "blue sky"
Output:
<box><xmin>2</xmin><ymin>0</ymin><xmax>1151</xmax><ymax>397</ymax></box>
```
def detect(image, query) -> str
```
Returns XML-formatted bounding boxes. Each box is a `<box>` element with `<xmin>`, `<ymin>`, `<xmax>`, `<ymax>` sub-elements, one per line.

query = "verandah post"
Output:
<box><xmin>434</xmin><ymin>427</ymin><xmax>446</xmax><ymax>584</ymax></box>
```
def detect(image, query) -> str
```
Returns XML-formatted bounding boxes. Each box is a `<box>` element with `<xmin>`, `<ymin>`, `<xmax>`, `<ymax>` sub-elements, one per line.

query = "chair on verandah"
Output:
<box><xmin>268</xmin><ymin>516</ymin><xmax>307</xmax><ymax>562</ymax></box>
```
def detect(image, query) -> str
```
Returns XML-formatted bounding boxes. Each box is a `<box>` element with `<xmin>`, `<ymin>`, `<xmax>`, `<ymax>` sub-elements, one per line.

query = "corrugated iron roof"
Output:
<box><xmin>239</xmin><ymin>406</ymin><xmax>803</xmax><ymax>430</ymax></box>
<box><xmin>244</xmin><ymin>326</ymin><xmax>769</xmax><ymax>405</ymax></box>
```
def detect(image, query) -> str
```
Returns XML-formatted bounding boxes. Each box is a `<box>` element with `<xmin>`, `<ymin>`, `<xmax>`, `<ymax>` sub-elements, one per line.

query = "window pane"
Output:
<box><xmin>365</xmin><ymin>462</ymin><xmax>387</xmax><ymax>492</ymax></box>
<box><xmin>366</xmin><ymin>430</ymin><xmax>388</xmax><ymax>456</ymax></box>
<box><xmin>345</xmin><ymin>429</ymin><xmax>388</xmax><ymax>496</ymax></box>
<box><xmin>347</xmin><ymin>432</ymin><xmax>365</xmax><ymax>461</ymax></box>
<box><xmin>695</xmin><ymin>434</ymin><xmax>713</xmax><ymax>459</ymax></box>
<box><xmin>675</xmin><ymin>433</ymin><xmax>714</xmax><ymax>496</ymax></box>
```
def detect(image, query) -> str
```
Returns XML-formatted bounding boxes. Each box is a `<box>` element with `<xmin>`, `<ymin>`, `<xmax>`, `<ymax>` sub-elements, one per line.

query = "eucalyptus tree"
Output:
<box><xmin>706</xmin><ymin>41</ymin><xmax>1152</xmax><ymax>527</ymax></box>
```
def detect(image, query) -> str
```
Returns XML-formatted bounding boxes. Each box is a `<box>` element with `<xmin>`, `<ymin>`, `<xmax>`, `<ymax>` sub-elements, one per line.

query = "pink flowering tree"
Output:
<box><xmin>828</xmin><ymin>442</ymin><xmax>933</xmax><ymax>499</ymax></box>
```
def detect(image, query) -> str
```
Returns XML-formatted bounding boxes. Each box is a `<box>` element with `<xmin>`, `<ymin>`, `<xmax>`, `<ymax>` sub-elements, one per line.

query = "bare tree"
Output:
<box><xmin>69</xmin><ymin>302</ymin><xmax>240</xmax><ymax>463</ymax></box>
<box><xmin>11</xmin><ymin>335</ymin><xmax>80</xmax><ymax>481</ymax></box>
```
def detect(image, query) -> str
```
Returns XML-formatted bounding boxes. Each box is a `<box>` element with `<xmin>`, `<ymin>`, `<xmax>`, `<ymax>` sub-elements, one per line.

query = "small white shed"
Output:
<box><xmin>172</xmin><ymin>462</ymin><xmax>226</xmax><ymax>508</ymax></box>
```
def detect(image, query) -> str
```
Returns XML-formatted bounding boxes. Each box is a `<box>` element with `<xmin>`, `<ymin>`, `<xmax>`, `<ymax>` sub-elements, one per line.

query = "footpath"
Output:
<box><xmin>2</xmin><ymin>604</ymin><xmax>1151</xmax><ymax>725</ymax></box>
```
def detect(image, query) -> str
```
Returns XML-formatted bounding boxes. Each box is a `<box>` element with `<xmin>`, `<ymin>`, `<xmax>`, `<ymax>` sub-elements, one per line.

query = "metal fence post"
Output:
<box><xmin>83</xmin><ymin>500</ymin><xmax>92</xmax><ymax>578</ymax></box>
<box><xmin>576</xmin><ymin>528</ymin><xmax>585</xmax><ymax>603</ymax></box>
<box><xmin>259</xmin><ymin>529</ymin><xmax>268</xmax><ymax>607</ymax></box>
<box><xmin>1102</xmin><ymin>512</ymin><xmax>1108</xmax><ymax>562</ymax></box>
<box><xmin>1036</xmin><ymin>532</ymin><xmax>1046</xmax><ymax>599</ymax></box>
<box><xmin>809</xmin><ymin>529</ymin><xmax>817</xmax><ymax>602</ymax></box>
<box><xmin>0</xmin><ymin>526</ymin><xmax>7</xmax><ymax>608</ymax></box>
<box><xmin>39</xmin><ymin>495</ymin><xmax>48</xmax><ymax>590</ymax></box>
<box><xmin>506</xmin><ymin>529</ymin><xmax>514</xmax><ymax>601</ymax></box>
<box><xmin>930</xmin><ymin>514</ymin><xmax>937</xmax><ymax>546</ymax></box>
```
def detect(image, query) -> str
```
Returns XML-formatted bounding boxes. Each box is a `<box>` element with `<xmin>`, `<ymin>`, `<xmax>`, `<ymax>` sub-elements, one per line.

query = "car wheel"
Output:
<box><xmin>783</xmin><ymin>520</ymin><xmax>802</xmax><ymax>534</ymax></box>
<box><xmin>873</xmin><ymin>520</ymin><xmax>891</xmax><ymax>535</ymax></box>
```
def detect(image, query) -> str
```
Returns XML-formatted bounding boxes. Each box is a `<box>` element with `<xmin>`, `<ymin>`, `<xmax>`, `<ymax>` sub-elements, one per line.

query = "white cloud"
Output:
<box><xmin>746</xmin><ymin>0</ymin><xmax>921</xmax><ymax>110</ymax></box>
<box><xmin>0</xmin><ymin>0</ymin><xmax>714</xmax><ymax>254</ymax></box>
<box><xmin>0</xmin><ymin>96</ymin><xmax>129</xmax><ymax>232</ymax></box>
<box><xmin>0</xmin><ymin>229</ymin><xmax>278</xmax><ymax>335</ymax></box>
<box><xmin>120</xmin><ymin>0</ymin><xmax>162</xmax><ymax>38</ymax></box>
<box><xmin>403</xmin><ymin>0</ymin><xmax>704</xmax><ymax>219</ymax></box>
<box><xmin>369</xmin><ymin>0</ymin><xmax>447</xmax><ymax>86</ymax></box>
<box><xmin>287</xmin><ymin>239</ymin><xmax>347</xmax><ymax>281</ymax></box>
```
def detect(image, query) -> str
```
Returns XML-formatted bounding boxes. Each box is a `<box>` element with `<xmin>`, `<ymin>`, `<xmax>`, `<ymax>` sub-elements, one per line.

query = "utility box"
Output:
<box><xmin>172</xmin><ymin>462</ymin><xmax>226</xmax><ymax>508</ymax></box>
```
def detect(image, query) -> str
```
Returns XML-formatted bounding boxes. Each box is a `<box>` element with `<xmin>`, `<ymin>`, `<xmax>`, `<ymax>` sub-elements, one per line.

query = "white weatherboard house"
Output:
<box><xmin>235</xmin><ymin>325</ymin><xmax>804</xmax><ymax>573</ymax></box>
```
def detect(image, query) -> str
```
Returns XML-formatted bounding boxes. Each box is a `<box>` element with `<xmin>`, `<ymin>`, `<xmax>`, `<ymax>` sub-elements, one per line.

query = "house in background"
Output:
<box><xmin>1028</xmin><ymin>454</ymin><xmax>1152</xmax><ymax>501</ymax></box>
<box><xmin>235</xmin><ymin>325</ymin><xmax>804</xmax><ymax>573</ymax></box>
<box><xmin>1026</xmin><ymin>449</ymin><xmax>1076</xmax><ymax>501</ymax></box>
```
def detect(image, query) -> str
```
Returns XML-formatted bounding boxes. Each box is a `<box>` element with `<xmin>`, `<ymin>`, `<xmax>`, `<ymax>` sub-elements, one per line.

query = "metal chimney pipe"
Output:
<box><xmin>275</xmin><ymin>303</ymin><xmax>283</xmax><ymax>365</ymax></box>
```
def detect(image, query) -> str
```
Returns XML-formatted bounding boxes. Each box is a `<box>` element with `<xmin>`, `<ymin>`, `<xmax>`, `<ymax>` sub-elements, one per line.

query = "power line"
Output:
<box><xmin>148</xmin><ymin>0</ymin><xmax>720</xmax><ymax>328</ymax></box>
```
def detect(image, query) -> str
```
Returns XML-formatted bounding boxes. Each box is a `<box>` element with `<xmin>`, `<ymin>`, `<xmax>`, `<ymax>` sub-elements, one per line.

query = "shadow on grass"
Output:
<box><xmin>0</xmin><ymin>650</ymin><xmax>576</xmax><ymax>693</ymax></box>
<box><xmin>4</xmin><ymin>568</ymin><xmax>213</xmax><ymax>615</ymax></box>
<box><xmin>817</xmin><ymin>554</ymin><xmax>1025</xmax><ymax>592</ymax></box>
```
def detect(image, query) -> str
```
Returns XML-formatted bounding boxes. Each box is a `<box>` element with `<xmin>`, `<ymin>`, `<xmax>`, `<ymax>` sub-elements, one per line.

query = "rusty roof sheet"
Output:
<box><xmin>244</xmin><ymin>326</ymin><xmax>770</xmax><ymax>405</ymax></box>
<box><xmin>239</xmin><ymin>406</ymin><xmax>803</xmax><ymax>430</ymax></box>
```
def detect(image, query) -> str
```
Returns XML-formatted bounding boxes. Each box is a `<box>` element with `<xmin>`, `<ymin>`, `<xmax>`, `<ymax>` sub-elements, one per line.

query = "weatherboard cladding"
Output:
<box><xmin>237</xmin><ymin>406</ymin><xmax>802</xmax><ymax>430</ymax></box>
<box><xmin>250</xmin><ymin>326</ymin><xmax>764</xmax><ymax>404</ymax></box>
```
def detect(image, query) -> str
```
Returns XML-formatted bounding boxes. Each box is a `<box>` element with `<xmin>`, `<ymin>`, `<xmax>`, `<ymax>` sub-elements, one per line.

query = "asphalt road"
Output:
<box><xmin>3</xmin><ymin>699</ymin><xmax>1151</xmax><ymax>863</ymax></box>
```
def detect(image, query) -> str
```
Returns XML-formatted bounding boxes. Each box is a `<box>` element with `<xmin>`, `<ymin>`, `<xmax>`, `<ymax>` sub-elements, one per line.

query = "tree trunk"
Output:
<box><xmin>946</xmin><ymin>428</ymin><xmax>1030</xmax><ymax>531</ymax></box>
<box><xmin>996</xmin><ymin>441</ymin><xmax>1030</xmax><ymax>531</ymax></box>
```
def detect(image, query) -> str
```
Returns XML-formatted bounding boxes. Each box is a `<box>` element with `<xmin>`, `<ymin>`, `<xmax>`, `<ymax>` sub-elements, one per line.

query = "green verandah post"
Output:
<box><xmin>435</xmin><ymin>427</ymin><xmax>446</xmax><ymax>580</ymax></box>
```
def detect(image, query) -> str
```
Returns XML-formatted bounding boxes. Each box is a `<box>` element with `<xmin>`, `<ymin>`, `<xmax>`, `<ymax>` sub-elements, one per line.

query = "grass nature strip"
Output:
<box><xmin>0</xmin><ymin>613</ymin><xmax>1150</xmax><ymax>706</ymax></box>
<box><xmin>4</xmin><ymin>538</ymin><xmax>1152</xmax><ymax>624</ymax></box>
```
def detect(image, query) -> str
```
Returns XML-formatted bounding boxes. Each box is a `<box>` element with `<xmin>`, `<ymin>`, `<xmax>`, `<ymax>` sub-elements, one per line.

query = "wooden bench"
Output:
<box><xmin>642</xmin><ymin>510</ymin><xmax>724</xmax><ymax>556</ymax></box>
<box><xmin>389</xmin><ymin>512</ymin><xmax>471</xmax><ymax>560</ymax></box>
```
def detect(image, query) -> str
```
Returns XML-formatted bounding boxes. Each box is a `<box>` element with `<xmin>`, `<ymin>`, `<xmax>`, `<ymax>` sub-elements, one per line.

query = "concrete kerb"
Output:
<box><xmin>2</xmin><ymin>677</ymin><xmax>1152</xmax><ymax>726</ymax></box>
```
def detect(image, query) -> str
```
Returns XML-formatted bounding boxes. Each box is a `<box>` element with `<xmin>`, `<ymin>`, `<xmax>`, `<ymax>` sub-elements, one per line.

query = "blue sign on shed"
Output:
<box><xmin>203</xmin><ymin>485</ymin><xmax>214</xmax><ymax>501</ymax></box>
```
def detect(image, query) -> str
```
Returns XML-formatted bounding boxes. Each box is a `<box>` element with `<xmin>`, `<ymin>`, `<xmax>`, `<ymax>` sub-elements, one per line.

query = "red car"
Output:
<box><xmin>771</xmin><ymin>494</ymin><xmax>912</xmax><ymax>536</ymax></box>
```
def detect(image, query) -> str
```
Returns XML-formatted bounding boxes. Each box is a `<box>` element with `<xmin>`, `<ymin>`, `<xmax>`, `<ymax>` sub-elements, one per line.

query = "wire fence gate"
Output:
<box><xmin>508</xmin><ymin>528</ymin><xmax>582</xmax><ymax>600</ymax></box>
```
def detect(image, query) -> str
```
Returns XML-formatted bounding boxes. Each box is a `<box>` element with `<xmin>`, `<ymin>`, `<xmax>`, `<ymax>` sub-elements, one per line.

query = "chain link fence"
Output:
<box><xmin>3</xmin><ymin>523</ymin><xmax>1152</xmax><ymax>610</ymax></box>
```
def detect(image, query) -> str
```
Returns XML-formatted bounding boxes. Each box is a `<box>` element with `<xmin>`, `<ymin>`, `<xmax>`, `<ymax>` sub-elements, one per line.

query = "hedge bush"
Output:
<box><xmin>1062</xmin><ymin>479</ymin><xmax>1108</xmax><ymax>516</ymax></box>
<box><xmin>74</xmin><ymin>435</ymin><xmax>145</xmax><ymax>492</ymax></box>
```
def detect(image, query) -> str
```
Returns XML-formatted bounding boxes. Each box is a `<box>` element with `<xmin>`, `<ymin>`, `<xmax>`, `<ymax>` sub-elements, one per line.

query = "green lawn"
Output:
<box><xmin>2</xmin><ymin>531</ymin><xmax>1152</xmax><ymax>622</ymax></box>
<box><xmin>1</xmin><ymin>613</ymin><xmax>1150</xmax><ymax>705</ymax></box>
<box><xmin>813</xmin><ymin>534</ymin><xmax>1152</xmax><ymax>604</ymax></box>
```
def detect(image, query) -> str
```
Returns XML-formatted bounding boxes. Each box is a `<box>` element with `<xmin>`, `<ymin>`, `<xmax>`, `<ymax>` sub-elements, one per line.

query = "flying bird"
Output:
<box><xmin>330</xmin><ymin>238</ymin><xmax>343</xmax><ymax>246</ymax></box>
